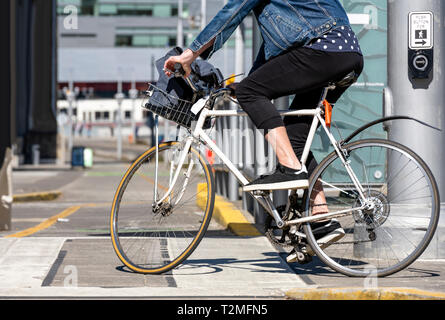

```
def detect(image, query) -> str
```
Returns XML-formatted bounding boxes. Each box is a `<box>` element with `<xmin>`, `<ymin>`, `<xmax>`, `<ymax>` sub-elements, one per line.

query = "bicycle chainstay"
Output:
<box><xmin>263</xmin><ymin>195</ymin><xmax>376</xmax><ymax>248</ymax></box>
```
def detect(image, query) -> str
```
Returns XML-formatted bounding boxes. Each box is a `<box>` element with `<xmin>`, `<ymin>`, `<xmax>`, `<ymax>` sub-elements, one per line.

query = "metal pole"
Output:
<box><xmin>115</xmin><ymin>72</ymin><xmax>124</xmax><ymax>160</ymax></box>
<box><xmin>177</xmin><ymin>0</ymin><xmax>184</xmax><ymax>48</ymax></box>
<box><xmin>235</xmin><ymin>25</ymin><xmax>245</xmax><ymax>76</ymax></box>
<box><xmin>67</xmin><ymin>70</ymin><xmax>75</xmax><ymax>158</ymax></box>
<box><xmin>223</xmin><ymin>0</ymin><xmax>228</xmax><ymax>77</ymax></box>
<box><xmin>226</xmin><ymin>23</ymin><xmax>245</xmax><ymax>201</ymax></box>
<box><xmin>129</xmin><ymin>70</ymin><xmax>138</xmax><ymax>144</ymax></box>
<box><xmin>386</xmin><ymin>0</ymin><xmax>444</xmax><ymax>258</ymax></box>
<box><xmin>201</xmin><ymin>0</ymin><xmax>207</xmax><ymax>31</ymax></box>
<box><xmin>151</xmin><ymin>54</ymin><xmax>156</xmax><ymax>82</ymax></box>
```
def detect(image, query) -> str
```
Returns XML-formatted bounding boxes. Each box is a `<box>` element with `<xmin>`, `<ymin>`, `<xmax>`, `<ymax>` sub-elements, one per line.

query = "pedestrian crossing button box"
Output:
<box><xmin>408</xmin><ymin>11</ymin><xmax>433</xmax><ymax>79</ymax></box>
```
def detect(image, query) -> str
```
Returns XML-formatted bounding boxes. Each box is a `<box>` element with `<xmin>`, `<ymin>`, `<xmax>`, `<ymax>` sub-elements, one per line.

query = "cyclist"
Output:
<box><xmin>164</xmin><ymin>0</ymin><xmax>364</xmax><ymax>262</ymax></box>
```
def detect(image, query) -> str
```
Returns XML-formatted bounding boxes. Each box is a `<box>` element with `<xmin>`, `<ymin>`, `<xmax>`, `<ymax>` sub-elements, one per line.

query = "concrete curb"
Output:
<box><xmin>197</xmin><ymin>183</ymin><xmax>261</xmax><ymax>237</ymax></box>
<box><xmin>285</xmin><ymin>287</ymin><xmax>445</xmax><ymax>300</ymax></box>
<box><xmin>13</xmin><ymin>191</ymin><xmax>62</xmax><ymax>203</ymax></box>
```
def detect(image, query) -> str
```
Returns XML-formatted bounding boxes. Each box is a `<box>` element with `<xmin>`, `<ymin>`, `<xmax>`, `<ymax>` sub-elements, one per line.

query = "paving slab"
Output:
<box><xmin>0</xmin><ymin>238</ymin><xmax>65</xmax><ymax>288</ymax></box>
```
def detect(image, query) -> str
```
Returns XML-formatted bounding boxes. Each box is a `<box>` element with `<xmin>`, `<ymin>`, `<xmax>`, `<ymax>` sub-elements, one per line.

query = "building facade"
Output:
<box><xmin>57</xmin><ymin>0</ymin><xmax>253</xmax><ymax>98</ymax></box>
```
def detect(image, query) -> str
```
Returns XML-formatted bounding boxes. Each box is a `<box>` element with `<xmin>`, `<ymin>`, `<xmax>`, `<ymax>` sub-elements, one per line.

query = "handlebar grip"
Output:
<box><xmin>173</xmin><ymin>63</ymin><xmax>186</xmax><ymax>77</ymax></box>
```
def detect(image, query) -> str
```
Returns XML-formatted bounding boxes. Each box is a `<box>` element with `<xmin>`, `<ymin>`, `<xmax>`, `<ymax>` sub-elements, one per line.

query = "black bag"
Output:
<box><xmin>144</xmin><ymin>47</ymin><xmax>223</xmax><ymax>128</ymax></box>
<box><xmin>154</xmin><ymin>47</ymin><xmax>223</xmax><ymax>101</ymax></box>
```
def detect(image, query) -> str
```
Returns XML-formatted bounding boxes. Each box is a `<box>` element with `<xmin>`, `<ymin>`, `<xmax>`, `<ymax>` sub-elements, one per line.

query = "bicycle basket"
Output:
<box><xmin>142</xmin><ymin>83</ymin><xmax>198</xmax><ymax>128</ymax></box>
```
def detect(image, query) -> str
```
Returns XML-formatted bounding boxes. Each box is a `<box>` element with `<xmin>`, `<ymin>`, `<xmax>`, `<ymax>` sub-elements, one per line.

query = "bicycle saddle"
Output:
<box><xmin>331</xmin><ymin>70</ymin><xmax>359</xmax><ymax>88</ymax></box>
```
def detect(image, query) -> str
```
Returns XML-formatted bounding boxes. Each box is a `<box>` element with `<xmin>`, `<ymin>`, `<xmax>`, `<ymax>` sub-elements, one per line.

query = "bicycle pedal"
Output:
<box><xmin>286</xmin><ymin>248</ymin><xmax>312</xmax><ymax>264</ymax></box>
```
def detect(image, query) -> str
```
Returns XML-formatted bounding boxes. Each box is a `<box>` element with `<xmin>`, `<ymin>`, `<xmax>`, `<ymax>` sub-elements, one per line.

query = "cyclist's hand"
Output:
<box><xmin>163</xmin><ymin>49</ymin><xmax>195</xmax><ymax>78</ymax></box>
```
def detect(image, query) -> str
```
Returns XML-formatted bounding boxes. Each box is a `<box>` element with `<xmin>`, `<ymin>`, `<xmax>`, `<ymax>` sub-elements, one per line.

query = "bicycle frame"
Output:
<box><xmin>153</xmin><ymin>91</ymin><xmax>369</xmax><ymax>229</ymax></box>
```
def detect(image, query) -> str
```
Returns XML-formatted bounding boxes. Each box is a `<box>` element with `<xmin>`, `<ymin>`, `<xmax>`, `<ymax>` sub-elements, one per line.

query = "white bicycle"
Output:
<box><xmin>110</xmin><ymin>64</ymin><xmax>440</xmax><ymax>277</ymax></box>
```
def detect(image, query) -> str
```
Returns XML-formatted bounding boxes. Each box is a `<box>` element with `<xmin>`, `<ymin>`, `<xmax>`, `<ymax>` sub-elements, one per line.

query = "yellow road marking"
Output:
<box><xmin>5</xmin><ymin>205</ymin><xmax>83</xmax><ymax>238</ymax></box>
<box><xmin>4</xmin><ymin>200</ymin><xmax>159</xmax><ymax>239</ymax></box>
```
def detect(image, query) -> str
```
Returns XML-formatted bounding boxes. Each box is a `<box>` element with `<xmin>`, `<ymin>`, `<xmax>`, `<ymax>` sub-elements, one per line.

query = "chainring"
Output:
<box><xmin>264</xmin><ymin>205</ymin><xmax>302</xmax><ymax>249</ymax></box>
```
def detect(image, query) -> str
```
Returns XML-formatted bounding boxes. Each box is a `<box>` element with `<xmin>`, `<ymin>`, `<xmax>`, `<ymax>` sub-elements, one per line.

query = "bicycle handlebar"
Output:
<box><xmin>172</xmin><ymin>62</ymin><xmax>236</xmax><ymax>98</ymax></box>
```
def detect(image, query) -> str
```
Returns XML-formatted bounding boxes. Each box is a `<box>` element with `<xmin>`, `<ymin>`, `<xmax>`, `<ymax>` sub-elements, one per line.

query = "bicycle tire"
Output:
<box><xmin>110</xmin><ymin>141</ymin><xmax>215</xmax><ymax>274</ymax></box>
<box><xmin>303</xmin><ymin>139</ymin><xmax>440</xmax><ymax>277</ymax></box>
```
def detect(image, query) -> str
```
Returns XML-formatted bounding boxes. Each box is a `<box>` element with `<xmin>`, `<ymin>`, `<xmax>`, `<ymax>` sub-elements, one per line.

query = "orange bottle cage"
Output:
<box><xmin>323</xmin><ymin>100</ymin><xmax>333</xmax><ymax>128</ymax></box>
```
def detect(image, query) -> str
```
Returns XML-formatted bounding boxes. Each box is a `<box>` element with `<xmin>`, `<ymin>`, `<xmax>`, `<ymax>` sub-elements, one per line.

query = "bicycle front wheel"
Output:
<box><xmin>304</xmin><ymin>139</ymin><xmax>440</xmax><ymax>277</ymax></box>
<box><xmin>110</xmin><ymin>141</ymin><xmax>215</xmax><ymax>274</ymax></box>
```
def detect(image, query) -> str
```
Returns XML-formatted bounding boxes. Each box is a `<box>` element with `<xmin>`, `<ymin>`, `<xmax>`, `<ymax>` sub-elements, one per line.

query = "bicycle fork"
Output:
<box><xmin>154</xmin><ymin>136</ymin><xmax>194</xmax><ymax>207</ymax></box>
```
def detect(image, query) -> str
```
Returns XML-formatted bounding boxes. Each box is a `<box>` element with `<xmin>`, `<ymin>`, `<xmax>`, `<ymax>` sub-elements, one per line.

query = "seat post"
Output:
<box><xmin>318</xmin><ymin>85</ymin><xmax>335</xmax><ymax>107</ymax></box>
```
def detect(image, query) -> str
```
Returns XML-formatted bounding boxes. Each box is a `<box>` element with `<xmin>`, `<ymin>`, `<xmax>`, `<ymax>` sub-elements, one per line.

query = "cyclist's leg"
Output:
<box><xmin>237</xmin><ymin>48</ymin><xmax>362</xmax><ymax>165</ymax></box>
<box><xmin>285</xmin><ymin>87</ymin><xmax>349</xmax><ymax>214</ymax></box>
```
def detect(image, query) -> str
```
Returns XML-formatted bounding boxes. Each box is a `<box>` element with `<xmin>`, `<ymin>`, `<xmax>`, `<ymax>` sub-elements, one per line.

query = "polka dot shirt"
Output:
<box><xmin>305</xmin><ymin>25</ymin><xmax>362</xmax><ymax>55</ymax></box>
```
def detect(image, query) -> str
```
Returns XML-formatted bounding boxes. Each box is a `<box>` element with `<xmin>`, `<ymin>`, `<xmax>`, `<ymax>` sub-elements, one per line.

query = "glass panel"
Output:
<box><xmin>98</xmin><ymin>4</ymin><xmax>117</xmax><ymax>15</ymax></box>
<box><xmin>132</xmin><ymin>35</ymin><xmax>150</xmax><ymax>47</ymax></box>
<box><xmin>115</xmin><ymin>35</ymin><xmax>132</xmax><ymax>47</ymax></box>
<box><xmin>153</xmin><ymin>4</ymin><xmax>171</xmax><ymax>17</ymax></box>
<box><xmin>58</xmin><ymin>0</ymin><xmax>81</xmax><ymax>5</ymax></box>
<box><xmin>80</xmin><ymin>0</ymin><xmax>96</xmax><ymax>15</ymax></box>
<box><xmin>150</xmin><ymin>35</ymin><xmax>169</xmax><ymax>47</ymax></box>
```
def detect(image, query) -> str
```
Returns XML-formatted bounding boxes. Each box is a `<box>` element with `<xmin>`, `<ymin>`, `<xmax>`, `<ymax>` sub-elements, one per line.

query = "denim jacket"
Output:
<box><xmin>189</xmin><ymin>0</ymin><xmax>350</xmax><ymax>67</ymax></box>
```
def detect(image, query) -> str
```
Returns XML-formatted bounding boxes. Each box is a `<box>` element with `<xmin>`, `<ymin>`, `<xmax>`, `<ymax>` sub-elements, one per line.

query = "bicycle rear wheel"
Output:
<box><xmin>110</xmin><ymin>141</ymin><xmax>215</xmax><ymax>274</ymax></box>
<box><xmin>303</xmin><ymin>139</ymin><xmax>440</xmax><ymax>277</ymax></box>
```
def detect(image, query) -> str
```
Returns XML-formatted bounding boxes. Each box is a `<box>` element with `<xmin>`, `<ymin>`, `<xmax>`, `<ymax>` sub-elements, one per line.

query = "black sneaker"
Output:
<box><xmin>286</xmin><ymin>219</ymin><xmax>345</xmax><ymax>262</ymax></box>
<box><xmin>243</xmin><ymin>164</ymin><xmax>309</xmax><ymax>192</ymax></box>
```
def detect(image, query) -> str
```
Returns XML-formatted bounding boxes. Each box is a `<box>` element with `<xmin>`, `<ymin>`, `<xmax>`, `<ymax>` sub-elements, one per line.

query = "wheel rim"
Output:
<box><xmin>304</xmin><ymin>140</ymin><xmax>439</xmax><ymax>277</ymax></box>
<box><xmin>110</xmin><ymin>142</ymin><xmax>214</xmax><ymax>274</ymax></box>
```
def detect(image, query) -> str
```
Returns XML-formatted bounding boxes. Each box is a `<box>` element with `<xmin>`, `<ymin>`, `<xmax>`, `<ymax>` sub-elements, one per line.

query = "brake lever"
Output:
<box><xmin>169</xmin><ymin>63</ymin><xmax>200</xmax><ymax>92</ymax></box>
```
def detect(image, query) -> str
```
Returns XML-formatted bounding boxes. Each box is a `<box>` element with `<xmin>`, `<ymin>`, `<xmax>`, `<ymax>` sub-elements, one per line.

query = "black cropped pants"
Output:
<box><xmin>236</xmin><ymin>46</ymin><xmax>364</xmax><ymax>175</ymax></box>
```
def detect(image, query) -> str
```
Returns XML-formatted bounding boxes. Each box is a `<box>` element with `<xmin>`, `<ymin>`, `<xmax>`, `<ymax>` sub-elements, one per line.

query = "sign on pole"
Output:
<box><xmin>409</xmin><ymin>11</ymin><xmax>433</xmax><ymax>50</ymax></box>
